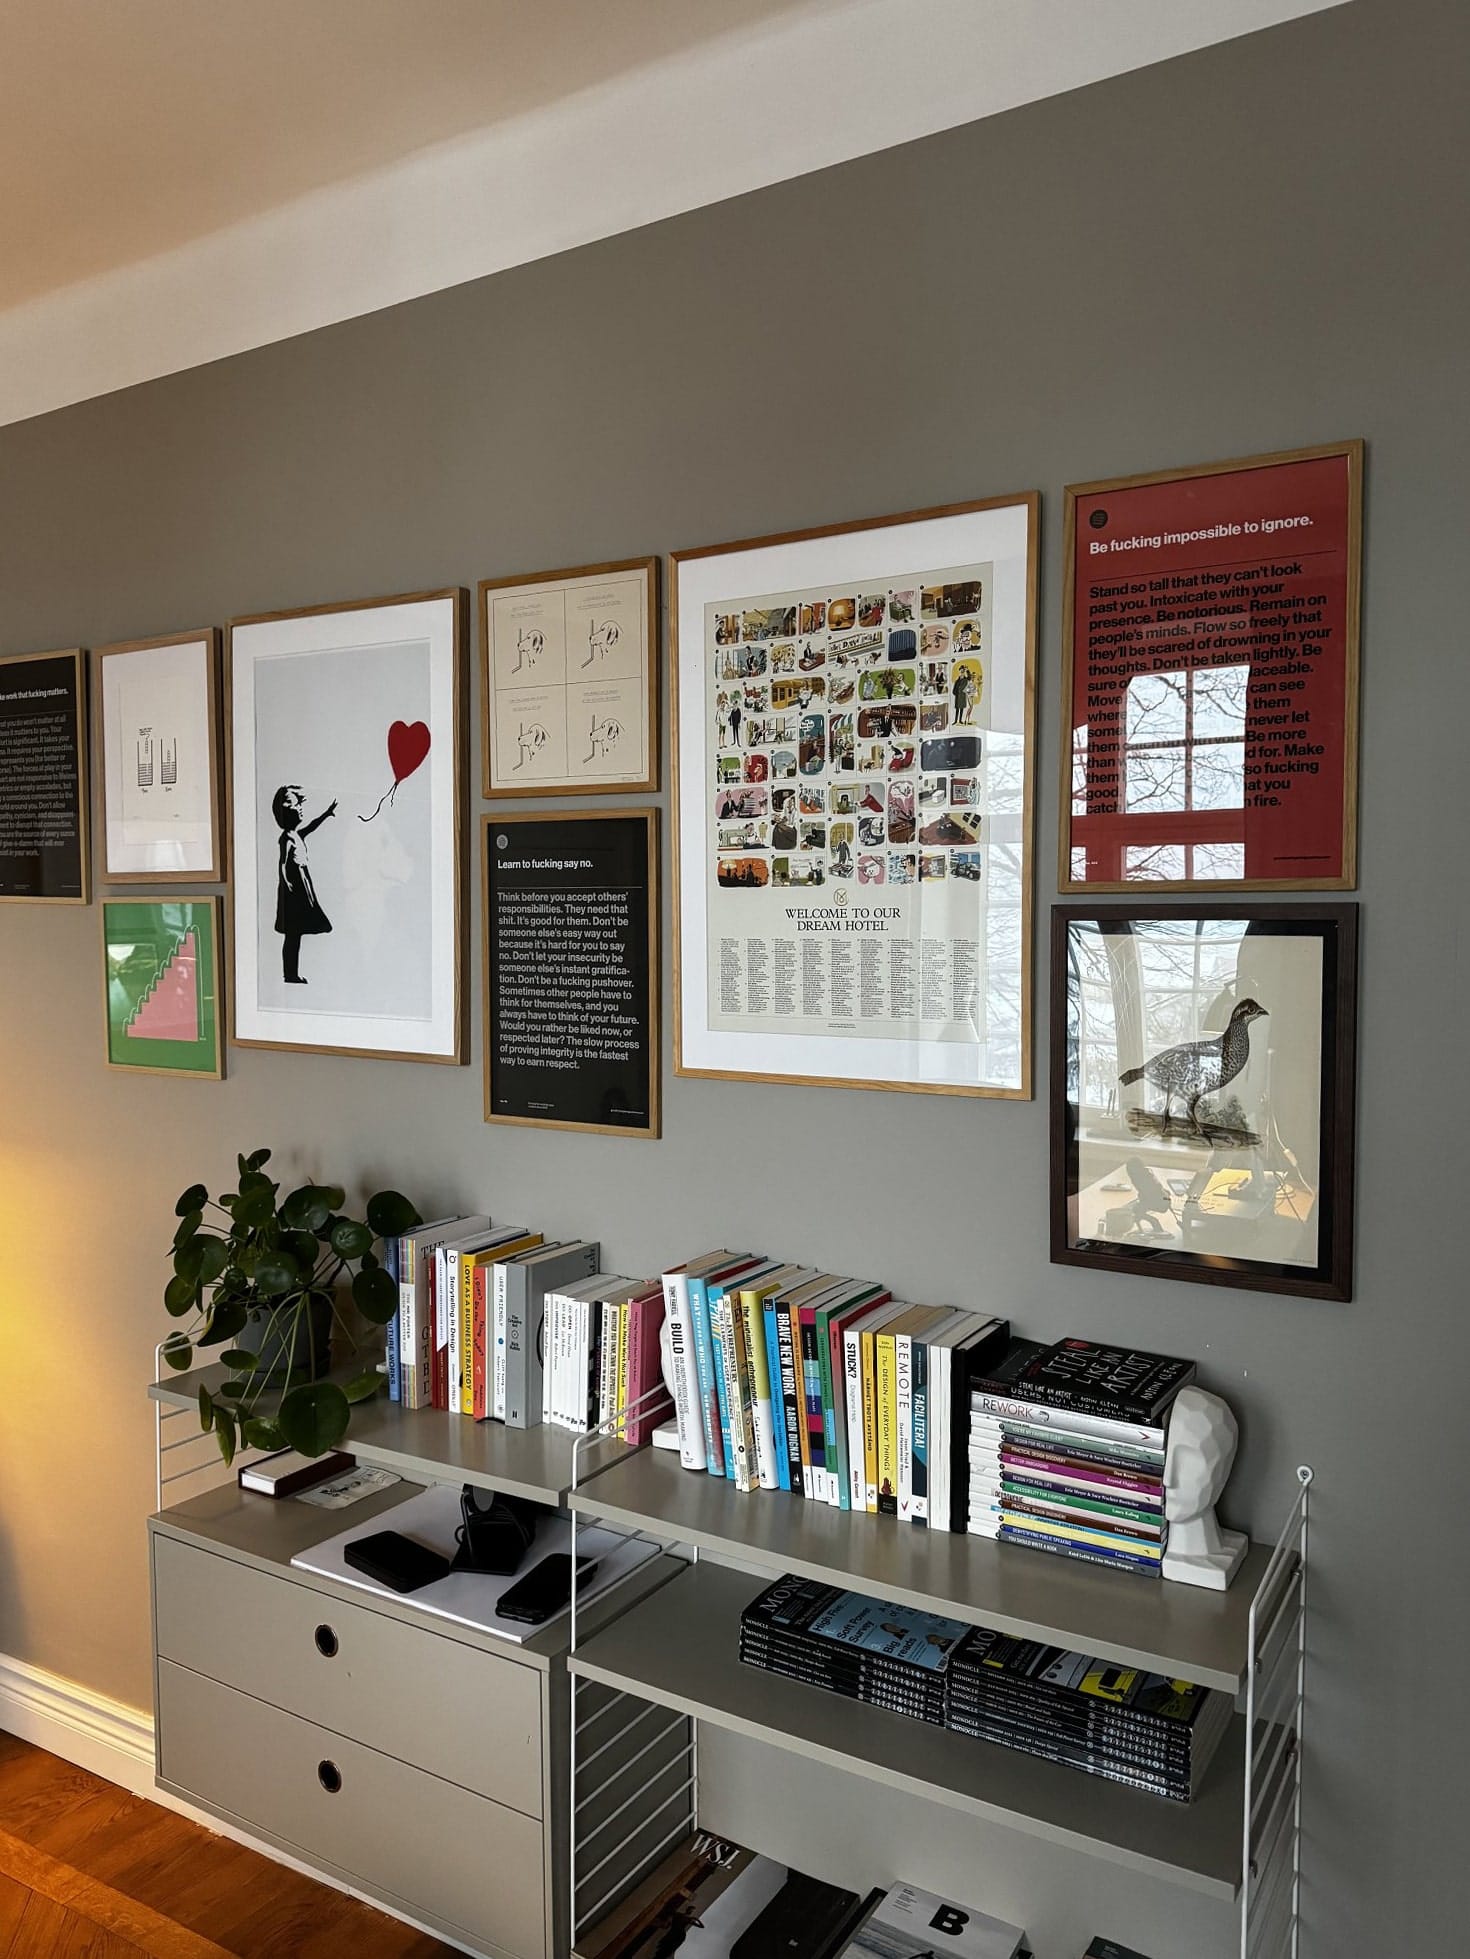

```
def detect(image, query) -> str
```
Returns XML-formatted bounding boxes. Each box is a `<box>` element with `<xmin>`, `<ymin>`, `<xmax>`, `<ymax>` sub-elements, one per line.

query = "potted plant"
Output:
<box><xmin>161</xmin><ymin>1148</ymin><xmax>421</xmax><ymax>1463</ymax></box>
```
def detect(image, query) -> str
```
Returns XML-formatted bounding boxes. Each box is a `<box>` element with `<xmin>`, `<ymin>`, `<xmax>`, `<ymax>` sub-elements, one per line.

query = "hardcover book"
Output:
<box><xmin>837</xmin><ymin>1882</ymin><xmax>1027</xmax><ymax>1959</ymax></box>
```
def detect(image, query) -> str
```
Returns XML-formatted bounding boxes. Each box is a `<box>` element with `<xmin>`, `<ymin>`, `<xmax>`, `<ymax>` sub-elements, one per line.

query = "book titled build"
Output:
<box><xmin>499</xmin><ymin>1240</ymin><xmax>599</xmax><ymax>1427</ymax></box>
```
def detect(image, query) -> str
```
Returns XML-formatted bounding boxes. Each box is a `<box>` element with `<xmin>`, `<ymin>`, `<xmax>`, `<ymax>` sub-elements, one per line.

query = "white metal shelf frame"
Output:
<box><xmin>568</xmin><ymin>1406</ymin><xmax>1314</xmax><ymax>1959</ymax></box>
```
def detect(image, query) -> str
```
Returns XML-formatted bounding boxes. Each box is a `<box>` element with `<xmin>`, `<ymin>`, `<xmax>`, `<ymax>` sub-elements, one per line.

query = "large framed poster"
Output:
<box><xmin>480</xmin><ymin>557</ymin><xmax>658</xmax><ymax>798</ymax></box>
<box><xmin>483</xmin><ymin>809</ymin><xmax>659</xmax><ymax>1137</ymax></box>
<box><xmin>1060</xmin><ymin>441</ymin><xmax>1362</xmax><ymax>892</ymax></box>
<box><xmin>102</xmin><ymin>897</ymin><xmax>224</xmax><ymax>1080</ymax></box>
<box><xmin>96</xmin><ymin>629</ymin><xmax>222</xmax><ymax>882</ymax></box>
<box><xmin>0</xmin><ymin>648</ymin><xmax>89</xmax><ymax>904</ymax></box>
<box><xmin>673</xmin><ymin>496</ymin><xmax>1037</xmax><ymax>1097</ymax></box>
<box><xmin>1052</xmin><ymin>902</ymin><xmax>1357</xmax><ymax>1300</ymax></box>
<box><xmin>228</xmin><ymin>589</ymin><xmax>467</xmax><ymax>1062</ymax></box>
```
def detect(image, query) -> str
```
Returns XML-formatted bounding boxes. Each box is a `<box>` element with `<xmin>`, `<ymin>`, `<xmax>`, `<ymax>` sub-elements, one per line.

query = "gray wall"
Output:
<box><xmin>0</xmin><ymin>0</ymin><xmax>1463</xmax><ymax>1950</ymax></box>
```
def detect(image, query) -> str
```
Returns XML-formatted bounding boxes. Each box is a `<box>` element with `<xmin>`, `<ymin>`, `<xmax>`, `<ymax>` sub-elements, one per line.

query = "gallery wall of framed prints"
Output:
<box><xmin>0</xmin><ymin>647</ymin><xmax>90</xmax><ymax>904</ymax></box>
<box><xmin>479</xmin><ymin>557</ymin><xmax>659</xmax><ymax>798</ymax></box>
<box><xmin>1059</xmin><ymin>441</ymin><xmax>1362</xmax><ymax>894</ymax></box>
<box><xmin>226</xmin><ymin>588</ymin><xmax>468</xmax><ymax>1063</ymax></box>
<box><xmin>1050</xmin><ymin>902</ymin><xmax>1358</xmax><ymax>1301</ymax></box>
<box><xmin>672</xmin><ymin>496</ymin><xmax>1038</xmax><ymax>1098</ymax></box>
<box><xmin>95</xmin><ymin>629</ymin><xmax>223</xmax><ymax>883</ymax></box>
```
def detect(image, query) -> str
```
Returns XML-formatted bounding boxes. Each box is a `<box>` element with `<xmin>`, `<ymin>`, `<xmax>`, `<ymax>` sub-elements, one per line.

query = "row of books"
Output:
<box><xmin>380</xmin><ymin>1214</ymin><xmax>672</xmax><ymax>1443</ymax></box>
<box><xmin>738</xmin><ymin>1573</ymin><xmax>1227</xmax><ymax>1804</ymax></box>
<box><xmin>661</xmin><ymin>1249</ymin><xmax>1012</xmax><ymax>1527</ymax></box>
<box><xmin>579</xmin><ymin>1832</ymin><xmax>1030</xmax><ymax>1959</ymax></box>
<box><xmin>967</xmin><ymin>1337</ymin><xmax>1194</xmax><ymax>1579</ymax></box>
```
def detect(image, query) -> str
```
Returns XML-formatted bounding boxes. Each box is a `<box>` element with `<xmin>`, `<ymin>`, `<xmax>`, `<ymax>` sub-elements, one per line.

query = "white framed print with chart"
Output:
<box><xmin>96</xmin><ymin>629</ymin><xmax>222</xmax><ymax>881</ymax></box>
<box><xmin>480</xmin><ymin>556</ymin><xmax>658</xmax><ymax>797</ymax></box>
<box><xmin>227</xmin><ymin>589</ymin><xmax>467</xmax><ymax>1062</ymax></box>
<box><xmin>672</xmin><ymin>495</ymin><xmax>1038</xmax><ymax>1096</ymax></box>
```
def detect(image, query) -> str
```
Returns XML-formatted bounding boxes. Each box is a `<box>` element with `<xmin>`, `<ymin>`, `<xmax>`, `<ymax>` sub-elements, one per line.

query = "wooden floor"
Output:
<box><xmin>0</xmin><ymin>1736</ymin><xmax>458</xmax><ymax>1957</ymax></box>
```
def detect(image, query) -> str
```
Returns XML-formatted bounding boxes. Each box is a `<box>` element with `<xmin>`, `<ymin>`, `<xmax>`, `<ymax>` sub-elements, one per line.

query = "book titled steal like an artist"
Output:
<box><xmin>1016</xmin><ymin>1340</ymin><xmax>1195</xmax><ymax>1421</ymax></box>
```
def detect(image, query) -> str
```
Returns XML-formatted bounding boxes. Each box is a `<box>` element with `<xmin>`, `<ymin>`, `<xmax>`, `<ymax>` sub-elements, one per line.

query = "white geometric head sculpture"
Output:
<box><xmin>1161</xmin><ymin>1386</ymin><xmax>1247</xmax><ymax>1591</ymax></box>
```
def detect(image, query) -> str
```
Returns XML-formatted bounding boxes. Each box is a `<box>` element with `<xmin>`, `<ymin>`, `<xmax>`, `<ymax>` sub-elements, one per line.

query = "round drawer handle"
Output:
<box><xmin>317</xmin><ymin>1760</ymin><xmax>342</xmax><ymax>1795</ymax></box>
<box><xmin>314</xmin><ymin>1624</ymin><xmax>339</xmax><ymax>1659</ymax></box>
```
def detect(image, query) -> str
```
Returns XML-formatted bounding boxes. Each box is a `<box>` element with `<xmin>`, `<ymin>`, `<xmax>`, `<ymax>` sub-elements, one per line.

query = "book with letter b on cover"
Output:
<box><xmin>835</xmin><ymin>1881</ymin><xmax>1027</xmax><ymax>1958</ymax></box>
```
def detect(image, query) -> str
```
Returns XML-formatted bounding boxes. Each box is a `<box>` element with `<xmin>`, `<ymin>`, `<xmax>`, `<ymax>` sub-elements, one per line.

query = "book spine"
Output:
<box><xmin>742</xmin><ymin>1291</ymin><xmax>781</xmax><ymax>1491</ymax></box>
<box><xmin>472</xmin><ymin>1264</ymin><xmax>488</xmax><ymax>1421</ymax></box>
<box><xmin>910</xmin><ymin>1337</ymin><xmax>929</xmax><ymax>1525</ymax></box>
<box><xmin>895</xmin><ymin>1331</ymin><xmax>915</xmax><ymax>1520</ymax></box>
<box><xmin>789</xmin><ymin>1302</ymin><xmax>813</xmax><ymax>1497</ymax></box>
<box><xmin>972</xmin><ymin>1391</ymin><xmax>1165</xmax><ymax>1450</ymax></box>
<box><xmin>999</xmin><ymin>1421</ymin><xmax>1166</xmax><ymax>1472</ymax></box>
<box><xmin>709</xmin><ymin>1295</ymin><xmax>736</xmax><ymax>1480</ymax></box>
<box><xmin>997</xmin><ymin>1522</ymin><xmax>1161</xmax><ymax>1575</ymax></box>
<box><xmin>505</xmin><ymin>1267</ymin><xmax>536</xmax><ymax>1430</ymax></box>
<box><xmin>930</xmin><ymin>1344</ymin><xmax>949</xmax><ymax>1533</ymax></box>
<box><xmin>861</xmin><ymin>1325</ymin><xmax>882</xmax><ymax>1513</ymax></box>
<box><xmin>772</xmin><ymin>1308</ymin><xmax>795</xmax><ymax>1488</ymax></box>
<box><xmin>842</xmin><ymin>1325</ymin><xmax>866</xmax><ymax>1512</ymax></box>
<box><xmin>433</xmin><ymin>1249</ymin><xmax>449</xmax><ymax>1410</ymax></box>
<box><xmin>416</xmin><ymin>1246</ymin><xmax>435</xmax><ymax>1410</ymax></box>
<box><xmin>723</xmin><ymin>1293</ymin><xmax>757</xmax><ymax>1492</ymax></box>
<box><xmin>776</xmin><ymin>1307</ymin><xmax>804</xmax><ymax>1497</ymax></box>
<box><xmin>492</xmin><ymin>1263</ymin><xmax>508</xmax><ymax>1419</ymax></box>
<box><xmin>662</xmin><ymin>1274</ymin><xmax>707</xmax><ymax>1471</ymax></box>
<box><xmin>383</xmin><ymin>1237</ymin><xmax>400</xmax><ymax>1405</ymax></box>
<box><xmin>997</xmin><ymin>1479</ymin><xmax>1165</xmax><ymax>1531</ymax></box>
<box><xmin>397</xmin><ymin>1236</ymin><xmax>415</xmax><ymax>1407</ymax></box>
<box><xmin>814</xmin><ymin>1309</ymin><xmax>840</xmax><ymax>1508</ymax></box>
<box><xmin>798</xmin><ymin>1309</ymin><xmax>826</xmax><ymax>1500</ymax></box>
<box><xmin>459</xmin><ymin>1253</ymin><xmax>476</xmax><ymax>1416</ymax></box>
<box><xmin>997</xmin><ymin>1509</ymin><xmax>1164</xmax><ymax>1558</ymax></box>
<box><xmin>616</xmin><ymin>1300</ymin><xmax>630</xmax><ymax>1428</ymax></box>
<box><xmin>875</xmin><ymin>1331</ymin><xmax>899</xmax><ymax>1516</ymax></box>
<box><xmin>687</xmin><ymin>1278</ymin><xmax>724</xmax><ymax>1475</ymax></box>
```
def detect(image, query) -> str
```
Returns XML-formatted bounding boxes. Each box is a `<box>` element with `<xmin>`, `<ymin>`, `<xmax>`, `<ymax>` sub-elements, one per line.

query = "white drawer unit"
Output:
<box><xmin>149</xmin><ymin>1484</ymin><xmax>571</xmax><ymax>1959</ymax></box>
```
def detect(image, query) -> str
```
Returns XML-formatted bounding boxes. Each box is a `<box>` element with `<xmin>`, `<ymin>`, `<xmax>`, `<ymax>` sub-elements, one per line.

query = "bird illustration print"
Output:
<box><xmin>1119</xmin><ymin>998</ymin><xmax>1268</xmax><ymax>1133</ymax></box>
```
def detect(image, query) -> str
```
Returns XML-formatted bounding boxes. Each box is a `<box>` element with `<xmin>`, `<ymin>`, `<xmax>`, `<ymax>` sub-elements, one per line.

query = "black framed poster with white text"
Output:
<box><xmin>483</xmin><ymin>809</ymin><xmax>660</xmax><ymax>1137</ymax></box>
<box><xmin>0</xmin><ymin>648</ymin><xmax>90</xmax><ymax>904</ymax></box>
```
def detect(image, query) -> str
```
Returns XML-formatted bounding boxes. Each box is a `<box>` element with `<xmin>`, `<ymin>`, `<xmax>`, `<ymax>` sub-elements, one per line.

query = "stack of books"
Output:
<box><xmin>543</xmin><ymin>1275</ymin><xmax>670</xmax><ymax>1441</ymax></box>
<box><xmin>967</xmin><ymin>1338</ymin><xmax>1193</xmax><ymax>1576</ymax></box>
<box><xmin>662</xmin><ymin>1249</ymin><xmax>1010</xmax><ymax>1527</ymax></box>
<box><xmin>739</xmin><ymin>1574</ymin><xmax>965</xmax><ymax>1725</ymax></box>
<box><xmin>1082</xmin><ymin>1940</ymin><xmax>1156</xmax><ymax>1959</ymax></box>
<box><xmin>837</xmin><ymin>1883</ymin><xmax>1029</xmax><ymax>1959</ymax></box>
<box><xmin>945</xmin><ymin>1627</ymin><xmax>1230</xmax><ymax>1802</ymax></box>
<box><xmin>577</xmin><ymin>1831</ymin><xmax>874</xmax><ymax>1959</ymax></box>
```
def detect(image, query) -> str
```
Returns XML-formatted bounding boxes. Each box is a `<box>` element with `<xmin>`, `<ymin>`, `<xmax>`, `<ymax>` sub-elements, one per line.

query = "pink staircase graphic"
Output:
<box><xmin>127</xmin><ymin>929</ymin><xmax>200</xmax><ymax>1043</ymax></box>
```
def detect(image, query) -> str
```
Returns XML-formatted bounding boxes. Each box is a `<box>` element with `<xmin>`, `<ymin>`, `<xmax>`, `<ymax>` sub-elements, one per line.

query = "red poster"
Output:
<box><xmin>1062</xmin><ymin>444</ymin><xmax>1361</xmax><ymax>889</ymax></box>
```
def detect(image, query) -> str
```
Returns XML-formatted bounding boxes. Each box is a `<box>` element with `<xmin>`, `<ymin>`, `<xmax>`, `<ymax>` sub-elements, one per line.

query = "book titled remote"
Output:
<box><xmin>238</xmin><ymin>1448</ymin><xmax>354</xmax><ymax>1497</ymax></box>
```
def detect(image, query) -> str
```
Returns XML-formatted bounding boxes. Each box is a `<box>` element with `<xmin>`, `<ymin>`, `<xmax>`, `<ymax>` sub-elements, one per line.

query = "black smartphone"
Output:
<box><xmin>344</xmin><ymin>1530</ymin><xmax>452</xmax><ymax>1595</ymax></box>
<box><xmin>496</xmin><ymin>1552</ymin><xmax>599</xmax><ymax>1625</ymax></box>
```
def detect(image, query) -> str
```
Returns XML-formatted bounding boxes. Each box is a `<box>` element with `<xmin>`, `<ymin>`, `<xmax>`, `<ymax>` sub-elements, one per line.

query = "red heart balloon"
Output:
<box><xmin>387</xmin><ymin>720</ymin><xmax>431</xmax><ymax>784</ymax></box>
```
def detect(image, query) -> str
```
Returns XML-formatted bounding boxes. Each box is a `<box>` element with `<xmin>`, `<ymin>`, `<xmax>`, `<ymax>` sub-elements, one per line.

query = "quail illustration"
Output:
<box><xmin>1118</xmin><ymin>998</ymin><xmax>1267</xmax><ymax>1131</ymax></box>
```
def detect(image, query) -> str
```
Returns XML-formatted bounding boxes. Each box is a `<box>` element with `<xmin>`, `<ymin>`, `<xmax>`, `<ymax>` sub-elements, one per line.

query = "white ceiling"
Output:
<box><xmin>0</xmin><ymin>0</ymin><xmax>1348</xmax><ymax>426</ymax></box>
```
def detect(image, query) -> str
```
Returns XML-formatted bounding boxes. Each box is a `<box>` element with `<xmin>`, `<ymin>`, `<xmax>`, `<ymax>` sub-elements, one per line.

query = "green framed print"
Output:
<box><xmin>103</xmin><ymin>897</ymin><xmax>224</xmax><ymax>1079</ymax></box>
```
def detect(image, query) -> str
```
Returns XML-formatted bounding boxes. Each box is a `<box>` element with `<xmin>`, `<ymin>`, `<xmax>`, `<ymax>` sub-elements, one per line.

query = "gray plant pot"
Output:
<box><xmin>238</xmin><ymin>1295</ymin><xmax>333</xmax><ymax>1389</ymax></box>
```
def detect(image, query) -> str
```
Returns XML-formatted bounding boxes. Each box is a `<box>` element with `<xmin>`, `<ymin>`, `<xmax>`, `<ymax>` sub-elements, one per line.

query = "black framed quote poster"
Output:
<box><xmin>483</xmin><ymin>809</ymin><xmax>659</xmax><ymax>1136</ymax></box>
<box><xmin>0</xmin><ymin>648</ymin><xmax>89</xmax><ymax>904</ymax></box>
<box><xmin>480</xmin><ymin>557</ymin><xmax>658</xmax><ymax>797</ymax></box>
<box><xmin>228</xmin><ymin>590</ymin><xmax>467</xmax><ymax>1062</ymax></box>
<box><xmin>1061</xmin><ymin>441</ymin><xmax>1362</xmax><ymax>893</ymax></box>
<box><xmin>1052</xmin><ymin>902</ymin><xmax>1357</xmax><ymax>1300</ymax></box>
<box><xmin>673</xmin><ymin>497</ymin><xmax>1037</xmax><ymax>1096</ymax></box>
<box><xmin>97</xmin><ymin>629</ymin><xmax>222</xmax><ymax>881</ymax></box>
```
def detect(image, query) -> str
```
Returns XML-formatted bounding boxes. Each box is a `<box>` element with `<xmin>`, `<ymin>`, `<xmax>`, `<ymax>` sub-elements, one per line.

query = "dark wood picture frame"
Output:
<box><xmin>1050</xmin><ymin>901</ymin><xmax>1358</xmax><ymax>1300</ymax></box>
<box><xmin>481</xmin><ymin>806</ymin><xmax>661</xmax><ymax>1138</ymax></box>
<box><xmin>225</xmin><ymin>587</ymin><xmax>469</xmax><ymax>1064</ymax></box>
<box><xmin>479</xmin><ymin>555</ymin><xmax>660</xmax><ymax>799</ymax></box>
<box><xmin>0</xmin><ymin>647</ymin><xmax>90</xmax><ymax>905</ymax></box>
<box><xmin>95</xmin><ymin>628</ymin><xmax>223</xmax><ymax>884</ymax></box>
<box><xmin>671</xmin><ymin>494</ymin><xmax>1039</xmax><ymax>1099</ymax></box>
<box><xmin>1058</xmin><ymin>440</ymin><xmax>1363</xmax><ymax>895</ymax></box>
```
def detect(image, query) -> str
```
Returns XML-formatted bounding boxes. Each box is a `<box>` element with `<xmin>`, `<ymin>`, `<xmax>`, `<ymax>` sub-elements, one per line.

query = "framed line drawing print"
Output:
<box><xmin>96</xmin><ymin>629</ymin><xmax>222</xmax><ymax>881</ymax></box>
<box><xmin>1052</xmin><ymin>902</ymin><xmax>1357</xmax><ymax>1300</ymax></box>
<box><xmin>228</xmin><ymin>589</ymin><xmax>467</xmax><ymax>1062</ymax></box>
<box><xmin>673</xmin><ymin>495</ymin><xmax>1038</xmax><ymax>1097</ymax></box>
<box><xmin>103</xmin><ymin>896</ymin><xmax>224</xmax><ymax>1079</ymax></box>
<box><xmin>0</xmin><ymin>648</ymin><xmax>89</xmax><ymax>904</ymax></box>
<box><xmin>1060</xmin><ymin>440</ymin><xmax>1362</xmax><ymax>893</ymax></box>
<box><xmin>483</xmin><ymin>808</ymin><xmax>660</xmax><ymax>1137</ymax></box>
<box><xmin>480</xmin><ymin>556</ymin><xmax>658</xmax><ymax>797</ymax></box>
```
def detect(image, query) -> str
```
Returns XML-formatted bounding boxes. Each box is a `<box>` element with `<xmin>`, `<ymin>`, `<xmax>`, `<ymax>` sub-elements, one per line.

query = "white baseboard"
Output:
<box><xmin>0</xmin><ymin>1652</ymin><xmax>473</xmax><ymax>1953</ymax></box>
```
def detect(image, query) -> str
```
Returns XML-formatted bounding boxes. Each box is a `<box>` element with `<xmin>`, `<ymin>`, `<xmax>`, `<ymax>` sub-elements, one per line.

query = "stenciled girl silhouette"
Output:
<box><xmin>272</xmin><ymin>784</ymin><xmax>337</xmax><ymax>984</ymax></box>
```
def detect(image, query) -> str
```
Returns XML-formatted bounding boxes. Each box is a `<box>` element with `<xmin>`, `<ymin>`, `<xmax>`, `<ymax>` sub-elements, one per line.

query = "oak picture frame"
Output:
<box><xmin>95</xmin><ymin>628</ymin><xmax>223</xmax><ymax>884</ymax></box>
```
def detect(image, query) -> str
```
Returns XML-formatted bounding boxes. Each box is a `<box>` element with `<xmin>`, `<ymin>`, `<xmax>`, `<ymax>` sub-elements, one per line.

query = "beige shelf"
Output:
<box><xmin>151</xmin><ymin>1365</ymin><xmax>583</xmax><ymax>1506</ymax></box>
<box><xmin>572</xmin><ymin>1446</ymin><xmax>1265</xmax><ymax>1692</ymax></box>
<box><xmin>569</xmin><ymin>1560</ymin><xmax>1245</xmax><ymax>1900</ymax></box>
